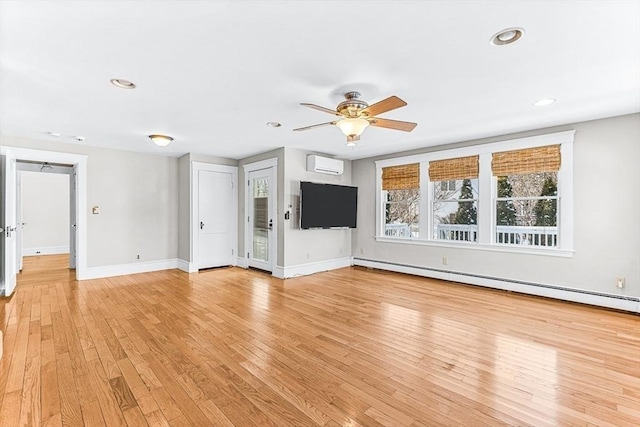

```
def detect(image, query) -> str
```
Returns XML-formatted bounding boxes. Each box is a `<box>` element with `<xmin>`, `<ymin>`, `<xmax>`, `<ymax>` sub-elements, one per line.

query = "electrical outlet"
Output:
<box><xmin>442</xmin><ymin>257</ymin><xmax>448</xmax><ymax>266</ymax></box>
<box><xmin>306</xmin><ymin>252</ymin><xmax>310</xmax><ymax>259</ymax></box>
<box><xmin>360</xmin><ymin>248</ymin><xmax>365</xmax><ymax>255</ymax></box>
<box><xmin>136</xmin><ymin>254</ymin><xmax>140</xmax><ymax>260</ymax></box>
<box><xmin>616</xmin><ymin>277</ymin><xmax>625</xmax><ymax>289</ymax></box>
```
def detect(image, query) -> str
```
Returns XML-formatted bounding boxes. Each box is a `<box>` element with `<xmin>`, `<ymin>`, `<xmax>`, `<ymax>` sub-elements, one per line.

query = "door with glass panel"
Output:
<box><xmin>247</xmin><ymin>168</ymin><xmax>274</xmax><ymax>272</ymax></box>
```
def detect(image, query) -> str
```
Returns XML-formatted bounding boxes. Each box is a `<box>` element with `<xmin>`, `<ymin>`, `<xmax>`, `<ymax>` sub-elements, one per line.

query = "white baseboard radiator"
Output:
<box><xmin>352</xmin><ymin>258</ymin><xmax>639</xmax><ymax>313</ymax></box>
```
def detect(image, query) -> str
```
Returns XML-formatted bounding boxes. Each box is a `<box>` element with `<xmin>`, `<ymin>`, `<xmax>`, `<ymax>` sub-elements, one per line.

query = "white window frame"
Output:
<box><xmin>431</xmin><ymin>177</ymin><xmax>479</xmax><ymax>242</ymax></box>
<box><xmin>375</xmin><ymin>130</ymin><xmax>575</xmax><ymax>257</ymax></box>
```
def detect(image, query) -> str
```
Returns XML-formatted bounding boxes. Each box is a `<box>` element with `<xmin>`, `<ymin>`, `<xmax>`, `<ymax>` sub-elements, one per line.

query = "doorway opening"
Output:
<box><xmin>1</xmin><ymin>146</ymin><xmax>87</xmax><ymax>297</ymax></box>
<box><xmin>16</xmin><ymin>160</ymin><xmax>75</xmax><ymax>275</ymax></box>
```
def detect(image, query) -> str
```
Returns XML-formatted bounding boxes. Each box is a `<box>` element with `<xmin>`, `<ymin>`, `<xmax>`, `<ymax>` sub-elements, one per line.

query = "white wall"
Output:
<box><xmin>21</xmin><ymin>170</ymin><xmax>69</xmax><ymax>254</ymax></box>
<box><xmin>282</xmin><ymin>147</ymin><xmax>352</xmax><ymax>267</ymax></box>
<box><xmin>237</xmin><ymin>147</ymin><xmax>353</xmax><ymax>274</ymax></box>
<box><xmin>178</xmin><ymin>154</ymin><xmax>191</xmax><ymax>262</ymax></box>
<box><xmin>351</xmin><ymin>113</ymin><xmax>640</xmax><ymax>300</ymax></box>
<box><xmin>1</xmin><ymin>135</ymin><xmax>179</xmax><ymax>268</ymax></box>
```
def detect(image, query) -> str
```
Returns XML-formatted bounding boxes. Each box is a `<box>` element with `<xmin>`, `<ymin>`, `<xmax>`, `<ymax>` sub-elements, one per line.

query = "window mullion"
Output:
<box><xmin>420</xmin><ymin>161</ymin><xmax>430</xmax><ymax>240</ymax></box>
<box><xmin>478</xmin><ymin>153</ymin><xmax>493</xmax><ymax>245</ymax></box>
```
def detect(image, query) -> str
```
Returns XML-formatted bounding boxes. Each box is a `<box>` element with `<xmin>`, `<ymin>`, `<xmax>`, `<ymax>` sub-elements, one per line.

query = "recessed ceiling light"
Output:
<box><xmin>490</xmin><ymin>27</ymin><xmax>524</xmax><ymax>46</ymax></box>
<box><xmin>47</xmin><ymin>131</ymin><xmax>61</xmax><ymax>137</ymax></box>
<box><xmin>266</xmin><ymin>122</ymin><xmax>282</xmax><ymax>128</ymax></box>
<box><xmin>533</xmin><ymin>98</ymin><xmax>556</xmax><ymax>107</ymax></box>
<box><xmin>110</xmin><ymin>78</ymin><xmax>136</xmax><ymax>89</ymax></box>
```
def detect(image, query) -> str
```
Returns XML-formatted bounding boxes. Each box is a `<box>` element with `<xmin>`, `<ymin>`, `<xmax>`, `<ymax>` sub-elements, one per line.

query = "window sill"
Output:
<box><xmin>374</xmin><ymin>236</ymin><xmax>574</xmax><ymax>257</ymax></box>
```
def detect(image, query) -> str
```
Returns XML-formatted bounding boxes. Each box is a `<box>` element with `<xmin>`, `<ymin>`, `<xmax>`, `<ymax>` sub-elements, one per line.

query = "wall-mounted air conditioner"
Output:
<box><xmin>306</xmin><ymin>155</ymin><xmax>344</xmax><ymax>175</ymax></box>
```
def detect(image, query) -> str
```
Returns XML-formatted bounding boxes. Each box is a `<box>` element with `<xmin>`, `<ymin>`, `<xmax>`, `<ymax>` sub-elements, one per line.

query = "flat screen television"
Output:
<box><xmin>300</xmin><ymin>181</ymin><xmax>357</xmax><ymax>229</ymax></box>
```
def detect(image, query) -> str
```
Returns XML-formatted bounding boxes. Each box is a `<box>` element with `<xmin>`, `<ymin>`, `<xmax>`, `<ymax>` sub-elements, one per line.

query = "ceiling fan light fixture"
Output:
<box><xmin>336</xmin><ymin>118</ymin><xmax>370</xmax><ymax>138</ymax></box>
<box><xmin>148</xmin><ymin>134</ymin><xmax>174</xmax><ymax>147</ymax></box>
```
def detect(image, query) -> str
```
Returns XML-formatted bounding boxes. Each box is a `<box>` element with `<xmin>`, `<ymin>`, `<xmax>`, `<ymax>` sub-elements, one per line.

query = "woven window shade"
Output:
<box><xmin>382</xmin><ymin>163</ymin><xmax>420</xmax><ymax>190</ymax></box>
<box><xmin>429</xmin><ymin>155</ymin><xmax>479</xmax><ymax>181</ymax></box>
<box><xmin>492</xmin><ymin>145</ymin><xmax>561</xmax><ymax>176</ymax></box>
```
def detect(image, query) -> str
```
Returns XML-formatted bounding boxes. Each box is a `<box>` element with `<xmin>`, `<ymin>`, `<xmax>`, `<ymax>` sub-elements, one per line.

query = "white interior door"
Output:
<box><xmin>1</xmin><ymin>152</ymin><xmax>18</xmax><ymax>296</ymax></box>
<box><xmin>198</xmin><ymin>170</ymin><xmax>233</xmax><ymax>269</ymax></box>
<box><xmin>247</xmin><ymin>168</ymin><xmax>274</xmax><ymax>272</ymax></box>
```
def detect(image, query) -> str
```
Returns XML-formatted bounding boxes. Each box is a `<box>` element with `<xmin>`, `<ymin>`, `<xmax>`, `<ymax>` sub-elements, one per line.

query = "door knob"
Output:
<box><xmin>268</xmin><ymin>219</ymin><xmax>273</xmax><ymax>230</ymax></box>
<box><xmin>200</xmin><ymin>221</ymin><xmax>204</xmax><ymax>230</ymax></box>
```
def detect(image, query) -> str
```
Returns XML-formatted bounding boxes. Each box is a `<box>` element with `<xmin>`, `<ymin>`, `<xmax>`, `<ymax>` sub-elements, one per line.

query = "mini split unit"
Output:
<box><xmin>306</xmin><ymin>155</ymin><xmax>344</xmax><ymax>175</ymax></box>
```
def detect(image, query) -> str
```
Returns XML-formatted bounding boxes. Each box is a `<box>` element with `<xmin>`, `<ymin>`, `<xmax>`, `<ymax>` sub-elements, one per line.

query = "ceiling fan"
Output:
<box><xmin>293</xmin><ymin>91</ymin><xmax>417</xmax><ymax>145</ymax></box>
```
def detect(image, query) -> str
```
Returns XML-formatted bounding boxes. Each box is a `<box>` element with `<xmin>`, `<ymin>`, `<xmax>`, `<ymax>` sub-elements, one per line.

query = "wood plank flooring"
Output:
<box><xmin>1</xmin><ymin>254</ymin><xmax>639</xmax><ymax>426</ymax></box>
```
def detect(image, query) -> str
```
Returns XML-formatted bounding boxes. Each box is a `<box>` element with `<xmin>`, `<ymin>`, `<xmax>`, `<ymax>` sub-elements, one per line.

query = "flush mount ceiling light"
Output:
<box><xmin>110</xmin><ymin>78</ymin><xmax>136</xmax><ymax>89</ymax></box>
<box><xmin>148</xmin><ymin>134</ymin><xmax>174</xmax><ymax>147</ymax></box>
<box><xmin>490</xmin><ymin>27</ymin><xmax>524</xmax><ymax>46</ymax></box>
<box><xmin>266</xmin><ymin>121</ymin><xmax>282</xmax><ymax>128</ymax></box>
<box><xmin>47</xmin><ymin>131</ymin><xmax>61</xmax><ymax>137</ymax></box>
<box><xmin>533</xmin><ymin>98</ymin><xmax>557</xmax><ymax>107</ymax></box>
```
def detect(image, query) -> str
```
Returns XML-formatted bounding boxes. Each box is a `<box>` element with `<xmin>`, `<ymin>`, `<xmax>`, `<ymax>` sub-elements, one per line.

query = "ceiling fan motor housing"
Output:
<box><xmin>337</xmin><ymin>91</ymin><xmax>369</xmax><ymax>117</ymax></box>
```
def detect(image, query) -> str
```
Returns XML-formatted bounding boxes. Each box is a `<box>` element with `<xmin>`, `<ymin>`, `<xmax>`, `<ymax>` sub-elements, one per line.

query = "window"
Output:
<box><xmin>375</xmin><ymin>130</ymin><xmax>574</xmax><ymax>255</ymax></box>
<box><xmin>382</xmin><ymin>163</ymin><xmax>419</xmax><ymax>238</ymax></box>
<box><xmin>493</xmin><ymin>145</ymin><xmax>560</xmax><ymax>247</ymax></box>
<box><xmin>440</xmin><ymin>180</ymin><xmax>456</xmax><ymax>191</ymax></box>
<box><xmin>429</xmin><ymin>156</ymin><xmax>479</xmax><ymax>242</ymax></box>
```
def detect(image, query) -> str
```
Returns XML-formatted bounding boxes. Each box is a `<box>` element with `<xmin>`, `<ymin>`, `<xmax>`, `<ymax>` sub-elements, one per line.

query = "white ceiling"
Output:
<box><xmin>1</xmin><ymin>1</ymin><xmax>639</xmax><ymax>160</ymax></box>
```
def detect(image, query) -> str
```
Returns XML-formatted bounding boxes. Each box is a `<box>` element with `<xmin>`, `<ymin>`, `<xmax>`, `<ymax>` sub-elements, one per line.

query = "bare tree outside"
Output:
<box><xmin>384</xmin><ymin>189</ymin><xmax>419</xmax><ymax>237</ymax></box>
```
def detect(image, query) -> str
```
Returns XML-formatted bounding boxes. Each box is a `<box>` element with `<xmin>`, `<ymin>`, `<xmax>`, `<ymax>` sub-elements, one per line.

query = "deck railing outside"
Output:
<box><xmin>384</xmin><ymin>223</ymin><xmax>558</xmax><ymax>247</ymax></box>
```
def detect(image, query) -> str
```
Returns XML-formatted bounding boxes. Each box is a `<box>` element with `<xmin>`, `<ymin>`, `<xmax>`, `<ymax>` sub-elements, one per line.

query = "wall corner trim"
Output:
<box><xmin>177</xmin><ymin>259</ymin><xmax>197</xmax><ymax>273</ymax></box>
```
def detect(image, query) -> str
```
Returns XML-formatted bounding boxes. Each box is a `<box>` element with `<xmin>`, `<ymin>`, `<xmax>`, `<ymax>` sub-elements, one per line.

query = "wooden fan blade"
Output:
<box><xmin>301</xmin><ymin>103</ymin><xmax>342</xmax><ymax>116</ymax></box>
<box><xmin>293</xmin><ymin>121</ymin><xmax>337</xmax><ymax>131</ymax></box>
<box><xmin>368</xmin><ymin>117</ymin><xmax>417</xmax><ymax>132</ymax></box>
<box><xmin>360</xmin><ymin>96</ymin><xmax>407</xmax><ymax>117</ymax></box>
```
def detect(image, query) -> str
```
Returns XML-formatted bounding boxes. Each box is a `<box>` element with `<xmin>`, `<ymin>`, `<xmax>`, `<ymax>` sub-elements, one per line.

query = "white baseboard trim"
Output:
<box><xmin>354</xmin><ymin>258</ymin><xmax>639</xmax><ymax>313</ymax></box>
<box><xmin>236</xmin><ymin>257</ymin><xmax>248</xmax><ymax>268</ymax></box>
<box><xmin>273</xmin><ymin>257</ymin><xmax>353</xmax><ymax>279</ymax></box>
<box><xmin>79</xmin><ymin>258</ymin><xmax>180</xmax><ymax>280</ymax></box>
<box><xmin>23</xmin><ymin>246</ymin><xmax>69</xmax><ymax>256</ymax></box>
<box><xmin>177</xmin><ymin>259</ymin><xmax>198</xmax><ymax>273</ymax></box>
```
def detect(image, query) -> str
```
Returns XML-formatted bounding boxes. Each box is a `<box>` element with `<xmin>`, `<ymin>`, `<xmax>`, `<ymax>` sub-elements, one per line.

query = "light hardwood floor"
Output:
<box><xmin>1</xmin><ymin>254</ymin><xmax>638</xmax><ymax>426</ymax></box>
